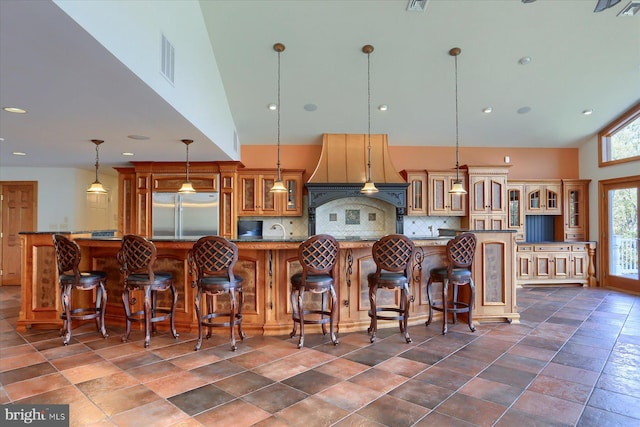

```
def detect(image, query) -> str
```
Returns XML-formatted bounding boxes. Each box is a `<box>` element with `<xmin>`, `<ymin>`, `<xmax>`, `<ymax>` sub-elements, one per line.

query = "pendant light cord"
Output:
<box><xmin>367</xmin><ymin>49</ymin><xmax>372</xmax><ymax>182</ymax></box>
<box><xmin>454</xmin><ymin>53</ymin><xmax>460</xmax><ymax>182</ymax></box>
<box><xmin>185</xmin><ymin>142</ymin><xmax>190</xmax><ymax>183</ymax></box>
<box><xmin>276</xmin><ymin>48</ymin><xmax>282</xmax><ymax>181</ymax></box>
<box><xmin>94</xmin><ymin>143</ymin><xmax>100</xmax><ymax>182</ymax></box>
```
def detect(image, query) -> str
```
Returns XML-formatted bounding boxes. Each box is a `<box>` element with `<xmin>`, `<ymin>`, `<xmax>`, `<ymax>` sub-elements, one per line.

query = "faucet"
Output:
<box><xmin>271</xmin><ymin>223</ymin><xmax>286</xmax><ymax>239</ymax></box>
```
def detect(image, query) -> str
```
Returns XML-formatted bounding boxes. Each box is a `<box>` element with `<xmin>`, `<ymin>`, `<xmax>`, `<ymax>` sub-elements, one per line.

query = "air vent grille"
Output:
<box><xmin>407</xmin><ymin>0</ymin><xmax>428</xmax><ymax>12</ymax></box>
<box><xmin>618</xmin><ymin>1</ymin><xmax>640</xmax><ymax>16</ymax></box>
<box><xmin>161</xmin><ymin>33</ymin><xmax>175</xmax><ymax>84</ymax></box>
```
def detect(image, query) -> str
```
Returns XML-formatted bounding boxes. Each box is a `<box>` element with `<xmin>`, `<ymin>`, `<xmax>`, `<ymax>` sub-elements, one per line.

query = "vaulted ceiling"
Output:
<box><xmin>1</xmin><ymin>0</ymin><xmax>638</xmax><ymax>169</ymax></box>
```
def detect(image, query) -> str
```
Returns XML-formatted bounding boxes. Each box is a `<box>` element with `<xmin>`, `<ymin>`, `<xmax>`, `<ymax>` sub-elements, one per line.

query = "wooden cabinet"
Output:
<box><xmin>524</xmin><ymin>180</ymin><xmax>561</xmax><ymax>215</ymax></box>
<box><xmin>401</xmin><ymin>170</ymin><xmax>428</xmax><ymax>216</ymax></box>
<box><xmin>515</xmin><ymin>242</ymin><xmax>596</xmax><ymax>286</ymax></box>
<box><xmin>427</xmin><ymin>171</ymin><xmax>467</xmax><ymax>216</ymax></box>
<box><xmin>556</xmin><ymin>179</ymin><xmax>590</xmax><ymax>242</ymax></box>
<box><xmin>238</xmin><ymin>169</ymin><xmax>304</xmax><ymax>217</ymax></box>
<box><xmin>507</xmin><ymin>183</ymin><xmax>525</xmax><ymax>241</ymax></box>
<box><xmin>463</xmin><ymin>166</ymin><xmax>509</xmax><ymax>231</ymax></box>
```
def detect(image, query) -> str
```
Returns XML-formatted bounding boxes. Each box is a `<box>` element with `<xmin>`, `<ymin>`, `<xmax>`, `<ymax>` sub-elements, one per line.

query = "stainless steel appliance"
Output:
<box><xmin>152</xmin><ymin>192</ymin><xmax>219</xmax><ymax>239</ymax></box>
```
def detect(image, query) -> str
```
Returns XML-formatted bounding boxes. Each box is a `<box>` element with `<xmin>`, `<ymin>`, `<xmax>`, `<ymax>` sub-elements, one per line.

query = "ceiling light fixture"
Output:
<box><xmin>582</xmin><ymin>109</ymin><xmax>594</xmax><ymax>115</ymax></box>
<box><xmin>12</xmin><ymin>151</ymin><xmax>26</xmax><ymax>156</ymax></box>
<box><xmin>378</xmin><ymin>104</ymin><xmax>388</xmax><ymax>111</ymax></box>
<box><xmin>3</xmin><ymin>107</ymin><xmax>27</xmax><ymax>114</ymax></box>
<box><xmin>449</xmin><ymin>47</ymin><xmax>467</xmax><ymax>195</ymax></box>
<box><xmin>483</xmin><ymin>107</ymin><xmax>493</xmax><ymax>114</ymax></box>
<box><xmin>87</xmin><ymin>139</ymin><xmax>108</xmax><ymax>194</ymax></box>
<box><xmin>178</xmin><ymin>139</ymin><xmax>196</xmax><ymax>194</ymax></box>
<box><xmin>270</xmin><ymin>43</ymin><xmax>287</xmax><ymax>193</ymax></box>
<box><xmin>361</xmin><ymin>44</ymin><xmax>379</xmax><ymax>195</ymax></box>
<box><xmin>518</xmin><ymin>56</ymin><xmax>532</xmax><ymax>65</ymax></box>
<box><xmin>268</xmin><ymin>103</ymin><xmax>277</xmax><ymax>111</ymax></box>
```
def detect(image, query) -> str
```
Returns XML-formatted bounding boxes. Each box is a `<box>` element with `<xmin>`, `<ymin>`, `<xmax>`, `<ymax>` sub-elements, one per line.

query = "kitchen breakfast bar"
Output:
<box><xmin>17</xmin><ymin>231</ymin><xmax>522</xmax><ymax>338</ymax></box>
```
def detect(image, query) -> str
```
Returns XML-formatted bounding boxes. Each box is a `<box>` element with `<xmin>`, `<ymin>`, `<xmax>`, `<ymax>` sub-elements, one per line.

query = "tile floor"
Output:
<box><xmin>1</xmin><ymin>284</ymin><xmax>639</xmax><ymax>427</ymax></box>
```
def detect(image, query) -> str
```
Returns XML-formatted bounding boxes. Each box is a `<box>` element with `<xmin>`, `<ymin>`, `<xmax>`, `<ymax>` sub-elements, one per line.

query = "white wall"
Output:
<box><xmin>579</xmin><ymin>135</ymin><xmax>640</xmax><ymax>245</ymax></box>
<box><xmin>54</xmin><ymin>0</ymin><xmax>238</xmax><ymax>159</ymax></box>
<box><xmin>0</xmin><ymin>167</ymin><xmax>118</xmax><ymax>232</ymax></box>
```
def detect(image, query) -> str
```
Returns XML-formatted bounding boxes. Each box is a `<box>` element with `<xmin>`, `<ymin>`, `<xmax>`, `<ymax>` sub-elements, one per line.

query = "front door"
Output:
<box><xmin>600</xmin><ymin>176</ymin><xmax>640</xmax><ymax>293</ymax></box>
<box><xmin>0</xmin><ymin>182</ymin><xmax>38</xmax><ymax>285</ymax></box>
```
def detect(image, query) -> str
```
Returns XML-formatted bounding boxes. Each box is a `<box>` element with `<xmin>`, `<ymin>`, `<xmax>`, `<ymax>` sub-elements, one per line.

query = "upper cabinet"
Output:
<box><xmin>463</xmin><ymin>166</ymin><xmax>509</xmax><ymax>231</ymax></box>
<box><xmin>524</xmin><ymin>180</ymin><xmax>561</xmax><ymax>215</ymax></box>
<box><xmin>556</xmin><ymin>179</ymin><xmax>590</xmax><ymax>242</ymax></box>
<box><xmin>507</xmin><ymin>183</ymin><xmax>525</xmax><ymax>242</ymax></box>
<box><xmin>238</xmin><ymin>169</ymin><xmax>304</xmax><ymax>217</ymax></box>
<box><xmin>427</xmin><ymin>171</ymin><xmax>467</xmax><ymax>216</ymax></box>
<box><xmin>401</xmin><ymin>170</ymin><xmax>428</xmax><ymax>216</ymax></box>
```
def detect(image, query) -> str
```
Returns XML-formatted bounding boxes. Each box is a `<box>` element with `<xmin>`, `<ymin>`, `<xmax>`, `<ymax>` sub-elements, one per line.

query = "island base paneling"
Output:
<box><xmin>18</xmin><ymin>232</ymin><xmax>519</xmax><ymax>337</ymax></box>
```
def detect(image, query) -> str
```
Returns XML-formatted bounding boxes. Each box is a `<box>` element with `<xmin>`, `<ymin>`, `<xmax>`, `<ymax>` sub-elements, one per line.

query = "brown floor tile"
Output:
<box><xmin>528</xmin><ymin>374</ymin><xmax>593</xmax><ymax>404</ymax></box>
<box><xmin>413</xmin><ymin>365</ymin><xmax>473</xmax><ymax>390</ymax></box>
<box><xmin>0</xmin><ymin>351</ymin><xmax>46</xmax><ymax>372</ymax></box>
<box><xmin>388</xmin><ymin>378</ymin><xmax>453</xmax><ymax>409</ymax></box>
<box><xmin>587</xmin><ymin>387</ymin><xmax>640</xmax><ymax>420</ymax></box>
<box><xmin>507</xmin><ymin>342</ymin><xmax>558</xmax><ymax>362</ymax></box>
<box><xmin>315</xmin><ymin>380</ymin><xmax>382</xmax><ymax>412</ymax></box>
<box><xmin>62</xmin><ymin>360</ymin><xmax>121</xmax><ymax>384</ymax></box>
<box><xmin>309</xmin><ymin>357</ymin><xmax>369</xmax><ymax>380</ymax></box>
<box><xmin>242</xmin><ymin>382</ymin><xmax>308</xmax><ymax>414</ymax></box>
<box><xmin>76</xmin><ymin>372</ymin><xmax>141</xmax><ymax>399</ymax></box>
<box><xmin>213</xmin><ymin>370</ymin><xmax>274</xmax><ymax>397</ymax></box>
<box><xmin>375</xmin><ymin>355</ymin><xmax>429</xmax><ymax>377</ymax></box>
<box><xmin>111</xmin><ymin>399</ymin><xmax>190</xmax><ymax>427</ymax></box>
<box><xmin>436</xmin><ymin>393</ymin><xmax>507</xmax><ymax>427</ymax></box>
<box><xmin>413</xmin><ymin>411</ymin><xmax>475</xmax><ymax>426</ymax></box>
<box><xmin>458</xmin><ymin>377</ymin><xmax>523</xmax><ymax>406</ymax></box>
<box><xmin>275</xmin><ymin>395</ymin><xmax>350</xmax><ymax>427</ymax></box>
<box><xmin>513</xmin><ymin>390</ymin><xmax>584</xmax><ymax>425</ymax></box>
<box><xmin>434</xmin><ymin>353</ymin><xmax>491</xmax><ymax>376</ymax></box>
<box><xmin>332</xmin><ymin>413</ymin><xmax>386</xmax><ymax>426</ymax></box>
<box><xmin>4</xmin><ymin>372</ymin><xmax>71</xmax><ymax>400</ymax></box>
<box><xmin>168</xmin><ymin>383</ymin><xmax>235</xmax><ymax>416</ymax></box>
<box><xmin>0</xmin><ymin>361</ymin><xmax>56</xmax><ymax>385</ymax></box>
<box><xmin>495</xmin><ymin>408</ymin><xmax>569</xmax><ymax>426</ymax></box>
<box><xmin>541</xmin><ymin>362</ymin><xmax>600</xmax><ymax>387</ymax></box>
<box><xmin>357</xmin><ymin>394</ymin><xmax>430</xmax><ymax>427</ymax></box>
<box><xmin>89</xmin><ymin>384</ymin><xmax>162</xmax><ymax>417</ymax></box>
<box><xmin>578</xmin><ymin>406</ymin><xmax>640</xmax><ymax>427</ymax></box>
<box><xmin>126</xmin><ymin>360</ymin><xmax>181</xmax><ymax>382</ymax></box>
<box><xmin>144</xmin><ymin>371</ymin><xmax>209</xmax><ymax>398</ymax></box>
<box><xmin>169</xmin><ymin>347</ymin><xmax>223</xmax><ymax>370</ymax></box>
<box><xmin>195</xmin><ymin>399</ymin><xmax>271</xmax><ymax>427</ymax></box>
<box><xmin>190</xmin><ymin>359</ymin><xmax>245</xmax><ymax>382</ymax></box>
<box><xmin>252</xmin><ymin>358</ymin><xmax>310</xmax><ymax>382</ymax></box>
<box><xmin>349</xmin><ymin>367</ymin><xmax>407</xmax><ymax>393</ymax></box>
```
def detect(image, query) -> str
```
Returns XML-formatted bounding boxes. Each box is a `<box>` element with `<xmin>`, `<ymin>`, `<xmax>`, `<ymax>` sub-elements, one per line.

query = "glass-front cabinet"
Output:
<box><xmin>401</xmin><ymin>170</ymin><xmax>427</xmax><ymax>216</ymax></box>
<box><xmin>238</xmin><ymin>169</ymin><xmax>304</xmax><ymax>217</ymax></box>
<box><xmin>507</xmin><ymin>184</ymin><xmax>525</xmax><ymax>241</ymax></box>
<box><xmin>525</xmin><ymin>180</ymin><xmax>561</xmax><ymax>215</ymax></box>
<box><xmin>428</xmin><ymin>171</ymin><xmax>467</xmax><ymax>216</ymax></box>
<box><xmin>556</xmin><ymin>179</ymin><xmax>590</xmax><ymax>242</ymax></box>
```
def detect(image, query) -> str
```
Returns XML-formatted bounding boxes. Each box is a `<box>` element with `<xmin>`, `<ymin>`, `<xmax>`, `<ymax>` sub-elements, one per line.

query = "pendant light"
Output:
<box><xmin>270</xmin><ymin>42</ymin><xmax>287</xmax><ymax>193</ymax></box>
<box><xmin>361</xmin><ymin>44</ymin><xmax>378</xmax><ymax>194</ymax></box>
<box><xmin>178</xmin><ymin>139</ymin><xmax>196</xmax><ymax>194</ymax></box>
<box><xmin>87</xmin><ymin>139</ymin><xmax>107</xmax><ymax>194</ymax></box>
<box><xmin>449</xmin><ymin>47</ymin><xmax>467</xmax><ymax>195</ymax></box>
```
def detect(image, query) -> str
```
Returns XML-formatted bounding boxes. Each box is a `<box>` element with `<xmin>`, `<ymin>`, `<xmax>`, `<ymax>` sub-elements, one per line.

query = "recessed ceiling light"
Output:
<box><xmin>0</xmin><ymin>137</ymin><xmax>5</xmax><ymax>142</ymax></box>
<box><xmin>303</xmin><ymin>103</ymin><xmax>318</xmax><ymax>112</ymax></box>
<box><xmin>127</xmin><ymin>135</ymin><xmax>150</xmax><ymax>140</ymax></box>
<box><xmin>3</xmin><ymin>107</ymin><xmax>27</xmax><ymax>114</ymax></box>
<box><xmin>582</xmin><ymin>109</ymin><xmax>594</xmax><ymax>115</ymax></box>
<box><xmin>518</xmin><ymin>56</ymin><xmax>532</xmax><ymax>65</ymax></box>
<box><xmin>482</xmin><ymin>107</ymin><xmax>493</xmax><ymax>113</ymax></box>
<box><xmin>517</xmin><ymin>106</ymin><xmax>532</xmax><ymax>114</ymax></box>
<box><xmin>378</xmin><ymin>104</ymin><xmax>388</xmax><ymax>111</ymax></box>
<box><xmin>12</xmin><ymin>151</ymin><xmax>26</xmax><ymax>156</ymax></box>
<box><xmin>122</xmin><ymin>152</ymin><xmax>135</xmax><ymax>156</ymax></box>
<box><xmin>268</xmin><ymin>103</ymin><xmax>277</xmax><ymax>111</ymax></box>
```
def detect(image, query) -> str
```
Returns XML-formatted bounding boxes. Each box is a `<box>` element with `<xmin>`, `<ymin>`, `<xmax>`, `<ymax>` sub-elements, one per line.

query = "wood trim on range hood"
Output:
<box><xmin>308</xmin><ymin>134</ymin><xmax>406</xmax><ymax>184</ymax></box>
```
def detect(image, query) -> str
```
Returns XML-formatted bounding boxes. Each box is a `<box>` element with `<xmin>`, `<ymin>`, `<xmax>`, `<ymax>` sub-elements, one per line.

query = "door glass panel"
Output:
<box><xmin>569</xmin><ymin>190</ymin><xmax>579</xmax><ymax>227</ymax></box>
<box><xmin>412</xmin><ymin>180</ymin><xmax>423</xmax><ymax>210</ymax></box>
<box><xmin>608</xmin><ymin>188</ymin><xmax>639</xmax><ymax>280</ymax></box>
<box><xmin>287</xmin><ymin>180</ymin><xmax>296</xmax><ymax>209</ymax></box>
<box><xmin>509</xmin><ymin>189</ymin><xmax>520</xmax><ymax>227</ymax></box>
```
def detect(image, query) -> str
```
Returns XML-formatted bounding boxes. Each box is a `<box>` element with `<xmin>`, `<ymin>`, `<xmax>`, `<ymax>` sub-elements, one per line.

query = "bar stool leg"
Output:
<box><xmin>425</xmin><ymin>277</ymin><xmax>434</xmax><ymax>326</ymax></box>
<box><xmin>297</xmin><ymin>288</ymin><xmax>305</xmax><ymax>349</ymax></box>
<box><xmin>368</xmin><ymin>285</ymin><xmax>378</xmax><ymax>343</ymax></box>
<box><xmin>329</xmin><ymin>286</ymin><xmax>339</xmax><ymax>345</ymax></box>
<box><xmin>98</xmin><ymin>283</ymin><xmax>108</xmax><ymax>338</ymax></box>
<box><xmin>289</xmin><ymin>287</ymin><xmax>299</xmax><ymax>339</ymax></box>
<box><xmin>442</xmin><ymin>278</ymin><xmax>449</xmax><ymax>335</ymax></box>
<box><xmin>194</xmin><ymin>287</ymin><xmax>203</xmax><ymax>351</ymax></box>
<box><xmin>122</xmin><ymin>286</ymin><xmax>132</xmax><ymax>343</ymax></box>
<box><xmin>169</xmin><ymin>284</ymin><xmax>179</xmax><ymax>339</ymax></box>
<box><xmin>61</xmin><ymin>284</ymin><xmax>72</xmax><ymax>345</ymax></box>
<box><xmin>401</xmin><ymin>285</ymin><xmax>412</xmax><ymax>343</ymax></box>
<box><xmin>468</xmin><ymin>279</ymin><xmax>476</xmax><ymax>332</ymax></box>
<box><xmin>143</xmin><ymin>285</ymin><xmax>152</xmax><ymax>348</ymax></box>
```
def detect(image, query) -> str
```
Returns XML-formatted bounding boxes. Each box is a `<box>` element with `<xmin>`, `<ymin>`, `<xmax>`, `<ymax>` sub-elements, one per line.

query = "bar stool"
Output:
<box><xmin>53</xmin><ymin>234</ymin><xmax>108</xmax><ymax>345</ymax></box>
<box><xmin>426</xmin><ymin>232</ymin><xmax>477</xmax><ymax>335</ymax></box>
<box><xmin>187</xmin><ymin>236</ymin><xmax>245</xmax><ymax>351</ymax></box>
<box><xmin>368</xmin><ymin>234</ymin><xmax>414</xmax><ymax>343</ymax></box>
<box><xmin>118</xmin><ymin>234</ymin><xmax>178</xmax><ymax>348</ymax></box>
<box><xmin>290</xmin><ymin>234</ymin><xmax>340</xmax><ymax>349</ymax></box>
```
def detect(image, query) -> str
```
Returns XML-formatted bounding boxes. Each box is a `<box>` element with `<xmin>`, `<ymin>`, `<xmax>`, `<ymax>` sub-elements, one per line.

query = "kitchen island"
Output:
<box><xmin>17</xmin><ymin>231</ymin><xmax>519</xmax><ymax>336</ymax></box>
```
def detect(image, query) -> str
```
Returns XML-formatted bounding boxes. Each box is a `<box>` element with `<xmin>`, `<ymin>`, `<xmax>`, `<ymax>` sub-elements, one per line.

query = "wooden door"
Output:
<box><xmin>600</xmin><ymin>176</ymin><xmax>640</xmax><ymax>293</ymax></box>
<box><xmin>1</xmin><ymin>182</ymin><xmax>37</xmax><ymax>285</ymax></box>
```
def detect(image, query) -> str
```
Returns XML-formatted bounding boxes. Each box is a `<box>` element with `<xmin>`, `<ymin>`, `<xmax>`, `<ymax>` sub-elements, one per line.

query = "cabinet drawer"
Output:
<box><xmin>571</xmin><ymin>244</ymin><xmax>587</xmax><ymax>252</ymax></box>
<box><xmin>517</xmin><ymin>245</ymin><xmax>533</xmax><ymax>252</ymax></box>
<box><xmin>534</xmin><ymin>244</ymin><xmax>571</xmax><ymax>252</ymax></box>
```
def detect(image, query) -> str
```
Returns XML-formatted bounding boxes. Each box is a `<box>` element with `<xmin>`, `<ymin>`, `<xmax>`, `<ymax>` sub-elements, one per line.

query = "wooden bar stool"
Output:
<box><xmin>53</xmin><ymin>234</ymin><xmax>108</xmax><ymax>345</ymax></box>
<box><xmin>188</xmin><ymin>236</ymin><xmax>245</xmax><ymax>351</ymax></box>
<box><xmin>118</xmin><ymin>234</ymin><xmax>178</xmax><ymax>348</ymax></box>
<box><xmin>426</xmin><ymin>232</ymin><xmax>477</xmax><ymax>335</ymax></box>
<box><xmin>290</xmin><ymin>234</ymin><xmax>340</xmax><ymax>349</ymax></box>
<box><xmin>368</xmin><ymin>234</ymin><xmax>415</xmax><ymax>343</ymax></box>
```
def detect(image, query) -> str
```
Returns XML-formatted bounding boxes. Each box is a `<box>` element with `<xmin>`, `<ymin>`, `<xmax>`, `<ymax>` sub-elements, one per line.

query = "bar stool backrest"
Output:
<box><xmin>118</xmin><ymin>234</ymin><xmax>158</xmax><ymax>282</ymax></box>
<box><xmin>371</xmin><ymin>234</ymin><xmax>415</xmax><ymax>277</ymax></box>
<box><xmin>446</xmin><ymin>232</ymin><xmax>477</xmax><ymax>274</ymax></box>
<box><xmin>188</xmin><ymin>236</ymin><xmax>239</xmax><ymax>282</ymax></box>
<box><xmin>53</xmin><ymin>234</ymin><xmax>82</xmax><ymax>282</ymax></box>
<box><xmin>298</xmin><ymin>234</ymin><xmax>339</xmax><ymax>278</ymax></box>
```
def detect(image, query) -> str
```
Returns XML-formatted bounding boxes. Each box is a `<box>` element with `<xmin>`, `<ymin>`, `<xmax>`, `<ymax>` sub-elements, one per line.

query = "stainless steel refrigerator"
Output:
<box><xmin>152</xmin><ymin>192</ymin><xmax>219</xmax><ymax>239</ymax></box>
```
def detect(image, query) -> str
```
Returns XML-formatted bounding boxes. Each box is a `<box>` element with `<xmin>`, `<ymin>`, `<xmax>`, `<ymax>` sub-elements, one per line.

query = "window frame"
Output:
<box><xmin>598</xmin><ymin>102</ymin><xmax>640</xmax><ymax>167</ymax></box>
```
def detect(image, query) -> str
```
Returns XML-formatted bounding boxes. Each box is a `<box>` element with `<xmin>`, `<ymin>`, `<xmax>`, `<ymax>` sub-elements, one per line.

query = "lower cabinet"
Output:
<box><xmin>516</xmin><ymin>242</ymin><xmax>596</xmax><ymax>286</ymax></box>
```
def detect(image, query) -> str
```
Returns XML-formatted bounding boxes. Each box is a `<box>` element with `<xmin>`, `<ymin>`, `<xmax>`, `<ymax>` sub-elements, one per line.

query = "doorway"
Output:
<box><xmin>0</xmin><ymin>181</ymin><xmax>38</xmax><ymax>285</ymax></box>
<box><xmin>599</xmin><ymin>176</ymin><xmax>640</xmax><ymax>293</ymax></box>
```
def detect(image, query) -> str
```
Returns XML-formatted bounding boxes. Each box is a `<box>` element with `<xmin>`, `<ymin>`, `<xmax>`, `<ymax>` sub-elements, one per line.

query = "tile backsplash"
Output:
<box><xmin>257</xmin><ymin>195</ymin><xmax>461</xmax><ymax>239</ymax></box>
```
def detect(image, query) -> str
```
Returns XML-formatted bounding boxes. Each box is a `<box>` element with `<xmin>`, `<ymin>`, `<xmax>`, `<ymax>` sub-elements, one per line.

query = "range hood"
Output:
<box><xmin>306</xmin><ymin>134</ymin><xmax>408</xmax><ymax>235</ymax></box>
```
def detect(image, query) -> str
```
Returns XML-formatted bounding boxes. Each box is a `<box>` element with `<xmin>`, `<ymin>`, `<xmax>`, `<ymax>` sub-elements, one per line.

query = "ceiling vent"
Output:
<box><xmin>161</xmin><ymin>33</ymin><xmax>175</xmax><ymax>84</ymax></box>
<box><xmin>406</xmin><ymin>0</ymin><xmax>428</xmax><ymax>12</ymax></box>
<box><xmin>618</xmin><ymin>1</ymin><xmax>640</xmax><ymax>16</ymax></box>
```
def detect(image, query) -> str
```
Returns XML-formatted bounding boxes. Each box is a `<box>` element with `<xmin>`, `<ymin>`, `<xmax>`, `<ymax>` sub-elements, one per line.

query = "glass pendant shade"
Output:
<box><xmin>449</xmin><ymin>179</ymin><xmax>467</xmax><ymax>194</ymax></box>
<box><xmin>270</xmin><ymin>179</ymin><xmax>287</xmax><ymax>193</ymax></box>
<box><xmin>361</xmin><ymin>180</ymin><xmax>379</xmax><ymax>194</ymax></box>
<box><xmin>87</xmin><ymin>139</ymin><xmax>107</xmax><ymax>194</ymax></box>
<box><xmin>179</xmin><ymin>139</ymin><xmax>195</xmax><ymax>194</ymax></box>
